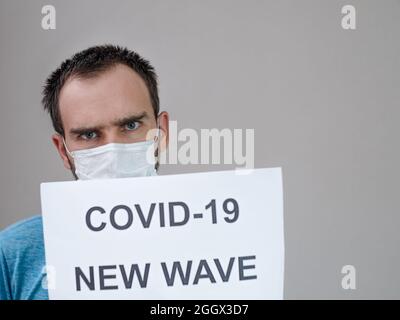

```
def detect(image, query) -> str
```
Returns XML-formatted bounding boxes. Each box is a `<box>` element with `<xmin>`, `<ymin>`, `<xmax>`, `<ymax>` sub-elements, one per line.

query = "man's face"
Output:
<box><xmin>52</xmin><ymin>63</ymin><xmax>168</xmax><ymax>178</ymax></box>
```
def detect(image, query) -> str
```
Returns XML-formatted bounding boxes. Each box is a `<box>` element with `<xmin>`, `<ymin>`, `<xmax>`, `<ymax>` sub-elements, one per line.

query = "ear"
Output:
<box><xmin>52</xmin><ymin>133</ymin><xmax>73</xmax><ymax>170</ymax></box>
<box><xmin>157</xmin><ymin>111</ymin><xmax>169</xmax><ymax>153</ymax></box>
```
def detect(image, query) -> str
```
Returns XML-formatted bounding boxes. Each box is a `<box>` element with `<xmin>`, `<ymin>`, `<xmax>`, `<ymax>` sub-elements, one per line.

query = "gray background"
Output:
<box><xmin>0</xmin><ymin>0</ymin><xmax>399</xmax><ymax>299</ymax></box>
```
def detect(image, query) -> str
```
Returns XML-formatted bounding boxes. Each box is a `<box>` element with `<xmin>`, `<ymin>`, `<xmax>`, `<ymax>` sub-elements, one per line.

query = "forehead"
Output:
<box><xmin>59</xmin><ymin>64</ymin><xmax>153</xmax><ymax>129</ymax></box>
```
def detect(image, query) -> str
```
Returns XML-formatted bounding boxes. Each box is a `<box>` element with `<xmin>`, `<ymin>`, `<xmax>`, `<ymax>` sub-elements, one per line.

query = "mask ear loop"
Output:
<box><xmin>62</xmin><ymin>136</ymin><xmax>74</xmax><ymax>158</ymax></box>
<box><xmin>154</xmin><ymin>118</ymin><xmax>162</xmax><ymax>171</ymax></box>
<box><xmin>61</xmin><ymin>136</ymin><xmax>80</xmax><ymax>180</ymax></box>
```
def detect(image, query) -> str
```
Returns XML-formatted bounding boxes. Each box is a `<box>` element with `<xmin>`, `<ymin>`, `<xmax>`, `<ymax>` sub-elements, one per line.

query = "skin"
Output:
<box><xmin>52</xmin><ymin>63</ymin><xmax>169</xmax><ymax>178</ymax></box>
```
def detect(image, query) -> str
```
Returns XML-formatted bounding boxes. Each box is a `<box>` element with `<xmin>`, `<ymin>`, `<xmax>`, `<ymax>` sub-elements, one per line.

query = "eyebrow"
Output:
<box><xmin>69</xmin><ymin>111</ymin><xmax>149</xmax><ymax>136</ymax></box>
<box><xmin>111</xmin><ymin>111</ymin><xmax>148</xmax><ymax>127</ymax></box>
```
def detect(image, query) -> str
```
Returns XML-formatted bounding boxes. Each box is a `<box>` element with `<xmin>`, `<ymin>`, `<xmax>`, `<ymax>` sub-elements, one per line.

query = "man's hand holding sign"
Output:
<box><xmin>40</xmin><ymin>168</ymin><xmax>284</xmax><ymax>299</ymax></box>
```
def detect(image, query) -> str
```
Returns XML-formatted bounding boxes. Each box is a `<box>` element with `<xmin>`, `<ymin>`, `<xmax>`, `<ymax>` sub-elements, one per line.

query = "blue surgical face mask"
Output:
<box><xmin>63</xmin><ymin>129</ymin><xmax>160</xmax><ymax>180</ymax></box>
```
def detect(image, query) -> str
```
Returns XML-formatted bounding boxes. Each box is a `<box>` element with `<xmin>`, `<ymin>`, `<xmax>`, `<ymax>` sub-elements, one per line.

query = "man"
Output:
<box><xmin>0</xmin><ymin>45</ymin><xmax>169</xmax><ymax>299</ymax></box>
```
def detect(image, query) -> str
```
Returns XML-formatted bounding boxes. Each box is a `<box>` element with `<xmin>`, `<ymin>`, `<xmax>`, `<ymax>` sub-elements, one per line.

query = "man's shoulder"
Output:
<box><xmin>0</xmin><ymin>216</ymin><xmax>47</xmax><ymax>300</ymax></box>
<box><xmin>0</xmin><ymin>215</ymin><xmax>43</xmax><ymax>240</ymax></box>
<box><xmin>0</xmin><ymin>215</ymin><xmax>44</xmax><ymax>254</ymax></box>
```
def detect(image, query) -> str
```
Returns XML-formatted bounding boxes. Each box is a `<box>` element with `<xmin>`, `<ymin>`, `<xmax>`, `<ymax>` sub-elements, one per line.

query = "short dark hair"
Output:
<box><xmin>42</xmin><ymin>44</ymin><xmax>160</xmax><ymax>135</ymax></box>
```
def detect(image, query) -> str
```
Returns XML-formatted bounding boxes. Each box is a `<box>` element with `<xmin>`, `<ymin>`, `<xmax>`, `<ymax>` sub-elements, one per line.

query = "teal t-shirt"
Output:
<box><xmin>0</xmin><ymin>216</ymin><xmax>48</xmax><ymax>300</ymax></box>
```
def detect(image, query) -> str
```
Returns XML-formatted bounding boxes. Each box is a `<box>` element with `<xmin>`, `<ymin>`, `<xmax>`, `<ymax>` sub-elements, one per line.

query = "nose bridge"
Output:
<box><xmin>103</xmin><ymin>126</ymin><xmax>122</xmax><ymax>145</ymax></box>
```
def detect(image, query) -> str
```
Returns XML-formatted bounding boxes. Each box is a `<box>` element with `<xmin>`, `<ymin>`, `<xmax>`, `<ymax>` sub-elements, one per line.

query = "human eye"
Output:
<box><xmin>79</xmin><ymin>131</ymin><xmax>98</xmax><ymax>140</ymax></box>
<box><xmin>123</xmin><ymin>121</ymin><xmax>140</xmax><ymax>131</ymax></box>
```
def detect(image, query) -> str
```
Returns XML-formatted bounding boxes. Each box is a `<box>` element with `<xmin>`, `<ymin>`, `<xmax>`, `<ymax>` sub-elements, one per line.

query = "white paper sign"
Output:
<box><xmin>41</xmin><ymin>168</ymin><xmax>284</xmax><ymax>299</ymax></box>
